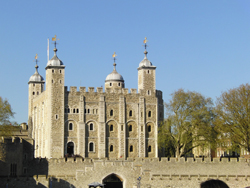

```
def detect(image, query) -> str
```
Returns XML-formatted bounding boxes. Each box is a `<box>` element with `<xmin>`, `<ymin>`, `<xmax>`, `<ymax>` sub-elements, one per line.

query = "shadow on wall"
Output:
<box><xmin>0</xmin><ymin>177</ymin><xmax>76</xmax><ymax>188</ymax></box>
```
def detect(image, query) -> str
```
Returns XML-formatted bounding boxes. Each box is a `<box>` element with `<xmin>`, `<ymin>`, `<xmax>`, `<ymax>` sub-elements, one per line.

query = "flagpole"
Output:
<box><xmin>47</xmin><ymin>38</ymin><xmax>49</xmax><ymax>62</ymax></box>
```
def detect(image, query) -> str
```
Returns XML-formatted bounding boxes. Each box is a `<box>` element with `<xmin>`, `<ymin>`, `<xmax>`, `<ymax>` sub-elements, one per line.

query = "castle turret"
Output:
<box><xmin>45</xmin><ymin>36</ymin><xmax>65</xmax><ymax>158</ymax></box>
<box><xmin>28</xmin><ymin>54</ymin><xmax>45</xmax><ymax>138</ymax></box>
<box><xmin>105</xmin><ymin>52</ymin><xmax>125</xmax><ymax>91</ymax></box>
<box><xmin>138</xmin><ymin>38</ymin><xmax>156</xmax><ymax>95</ymax></box>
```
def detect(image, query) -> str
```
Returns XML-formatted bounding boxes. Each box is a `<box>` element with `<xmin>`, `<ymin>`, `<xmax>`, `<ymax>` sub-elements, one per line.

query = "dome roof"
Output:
<box><xmin>46</xmin><ymin>48</ymin><xmax>63</xmax><ymax>67</ymax></box>
<box><xmin>105</xmin><ymin>63</ymin><xmax>124</xmax><ymax>82</ymax></box>
<box><xmin>29</xmin><ymin>65</ymin><xmax>44</xmax><ymax>83</ymax></box>
<box><xmin>139</xmin><ymin>56</ymin><xmax>153</xmax><ymax>67</ymax></box>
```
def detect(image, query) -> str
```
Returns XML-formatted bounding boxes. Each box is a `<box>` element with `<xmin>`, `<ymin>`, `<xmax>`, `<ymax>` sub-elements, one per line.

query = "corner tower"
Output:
<box><xmin>45</xmin><ymin>36</ymin><xmax>65</xmax><ymax>158</ymax></box>
<box><xmin>138</xmin><ymin>38</ymin><xmax>156</xmax><ymax>94</ymax></box>
<box><xmin>28</xmin><ymin>54</ymin><xmax>45</xmax><ymax>138</ymax></box>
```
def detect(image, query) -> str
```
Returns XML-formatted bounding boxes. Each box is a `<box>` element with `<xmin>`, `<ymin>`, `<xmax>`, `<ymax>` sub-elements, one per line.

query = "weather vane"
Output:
<box><xmin>143</xmin><ymin>37</ymin><xmax>148</xmax><ymax>50</ymax></box>
<box><xmin>52</xmin><ymin>35</ymin><xmax>59</xmax><ymax>49</ymax></box>
<box><xmin>112</xmin><ymin>52</ymin><xmax>117</xmax><ymax>63</ymax></box>
<box><xmin>143</xmin><ymin>37</ymin><xmax>148</xmax><ymax>57</ymax></box>
<box><xmin>34</xmin><ymin>54</ymin><xmax>39</xmax><ymax>65</ymax></box>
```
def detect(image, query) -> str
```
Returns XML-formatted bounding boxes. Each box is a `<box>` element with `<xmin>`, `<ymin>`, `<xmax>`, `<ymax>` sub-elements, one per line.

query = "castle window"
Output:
<box><xmin>93</xmin><ymin>109</ymin><xmax>95</xmax><ymax>114</ymax></box>
<box><xmin>110</xmin><ymin>124</ymin><xmax>113</xmax><ymax>131</ymax></box>
<box><xmin>77</xmin><ymin>109</ymin><xmax>79</xmax><ymax>113</ymax></box>
<box><xmin>10</xmin><ymin>163</ymin><xmax>17</xmax><ymax>176</ymax></box>
<box><xmin>37</xmin><ymin>92</ymin><xmax>39</xmax><ymax>95</ymax></box>
<box><xmin>23</xmin><ymin>167</ymin><xmax>27</xmax><ymax>174</ymax></box>
<box><xmin>110</xmin><ymin>83</ymin><xmax>112</xmax><ymax>86</ymax></box>
<box><xmin>110</xmin><ymin>110</ymin><xmax>113</xmax><ymax>116</ymax></box>
<box><xmin>88</xmin><ymin>109</ymin><xmax>90</xmax><ymax>114</ymax></box>
<box><xmin>33</xmin><ymin>84</ymin><xmax>35</xmax><ymax>87</ymax></box>
<box><xmin>69</xmin><ymin>123</ymin><xmax>73</xmax><ymax>130</ymax></box>
<box><xmin>33</xmin><ymin>92</ymin><xmax>35</xmax><ymax>95</ymax></box>
<box><xmin>129</xmin><ymin>110</ymin><xmax>132</xmax><ymax>117</ymax></box>
<box><xmin>130</xmin><ymin>145</ymin><xmax>133</xmax><ymax>152</ymax></box>
<box><xmin>68</xmin><ymin>108</ymin><xmax>70</xmax><ymax>113</ymax></box>
<box><xmin>52</xmin><ymin>70</ymin><xmax>54</xmax><ymax>73</ymax></box>
<box><xmin>148</xmin><ymin>145</ymin><xmax>152</xmax><ymax>152</ymax></box>
<box><xmin>73</xmin><ymin>109</ymin><xmax>75</xmax><ymax>113</ymax></box>
<box><xmin>89</xmin><ymin>142</ymin><xmax>94</xmax><ymax>152</ymax></box>
<box><xmin>84</xmin><ymin>109</ymin><xmax>86</xmax><ymax>114</ymax></box>
<box><xmin>110</xmin><ymin>145</ymin><xmax>114</xmax><ymax>152</ymax></box>
<box><xmin>96</xmin><ymin>109</ymin><xmax>98</xmax><ymax>114</ymax></box>
<box><xmin>148</xmin><ymin>111</ymin><xmax>151</xmax><ymax>117</ymax></box>
<box><xmin>148</xmin><ymin>125</ymin><xmax>151</xmax><ymax>132</ymax></box>
<box><xmin>147</xmin><ymin>90</ymin><xmax>151</xmax><ymax>95</ymax></box>
<box><xmin>121</xmin><ymin>125</ymin><xmax>123</xmax><ymax>131</ymax></box>
<box><xmin>90</xmin><ymin>123</ymin><xmax>93</xmax><ymax>131</ymax></box>
<box><xmin>141</xmin><ymin>112</ymin><xmax>143</xmax><ymax>117</ymax></box>
<box><xmin>118</xmin><ymin>83</ymin><xmax>120</xmax><ymax>86</ymax></box>
<box><xmin>52</xmin><ymin>79</ymin><xmax>54</xmax><ymax>83</ymax></box>
<box><xmin>60</xmin><ymin>70</ymin><xmax>62</xmax><ymax>73</ymax></box>
<box><xmin>141</xmin><ymin>126</ymin><xmax>143</xmax><ymax>131</ymax></box>
<box><xmin>55</xmin><ymin>115</ymin><xmax>58</xmax><ymax>119</ymax></box>
<box><xmin>129</xmin><ymin>125</ymin><xmax>132</xmax><ymax>132</ymax></box>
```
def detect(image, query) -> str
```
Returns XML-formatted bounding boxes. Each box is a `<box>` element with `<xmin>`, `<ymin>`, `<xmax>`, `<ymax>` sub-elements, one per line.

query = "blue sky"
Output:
<box><xmin>1</xmin><ymin>1</ymin><xmax>250</xmax><ymax>124</ymax></box>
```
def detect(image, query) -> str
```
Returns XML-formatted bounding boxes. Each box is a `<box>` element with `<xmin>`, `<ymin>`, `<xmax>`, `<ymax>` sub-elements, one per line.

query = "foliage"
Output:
<box><xmin>0</xmin><ymin>97</ymin><xmax>16</xmax><ymax>136</ymax></box>
<box><xmin>158</xmin><ymin>89</ymin><xmax>214</xmax><ymax>158</ymax></box>
<box><xmin>214</xmin><ymin>83</ymin><xmax>250</xmax><ymax>153</ymax></box>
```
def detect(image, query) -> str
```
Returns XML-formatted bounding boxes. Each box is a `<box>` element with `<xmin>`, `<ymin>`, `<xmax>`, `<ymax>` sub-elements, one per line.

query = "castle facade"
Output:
<box><xmin>28</xmin><ymin>40</ymin><xmax>164</xmax><ymax>160</ymax></box>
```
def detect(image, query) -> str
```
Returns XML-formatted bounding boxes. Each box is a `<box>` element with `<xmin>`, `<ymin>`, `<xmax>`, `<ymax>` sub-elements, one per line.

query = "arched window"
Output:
<box><xmin>121</xmin><ymin>125</ymin><xmax>123</xmax><ymax>131</ymax></box>
<box><xmin>110</xmin><ymin>124</ymin><xmax>113</xmax><ymax>131</ymax></box>
<box><xmin>89</xmin><ymin>142</ymin><xmax>94</xmax><ymax>152</ymax></box>
<box><xmin>76</xmin><ymin>109</ymin><xmax>79</xmax><ymax>113</ymax></box>
<box><xmin>52</xmin><ymin>70</ymin><xmax>54</xmax><ymax>73</ymax></box>
<box><xmin>110</xmin><ymin>110</ymin><xmax>113</xmax><ymax>116</ymax></box>
<box><xmin>69</xmin><ymin>123</ymin><xmax>73</xmax><ymax>130</ymax></box>
<box><xmin>148</xmin><ymin>125</ymin><xmax>151</xmax><ymax>132</ymax></box>
<box><xmin>110</xmin><ymin>145</ymin><xmax>113</xmax><ymax>152</ymax></box>
<box><xmin>130</xmin><ymin>145</ymin><xmax>133</xmax><ymax>152</ymax></box>
<box><xmin>37</xmin><ymin>92</ymin><xmax>39</xmax><ymax>95</ymax></box>
<box><xmin>88</xmin><ymin>109</ymin><xmax>90</xmax><ymax>114</ymax></box>
<box><xmin>148</xmin><ymin>111</ymin><xmax>151</xmax><ymax>117</ymax></box>
<box><xmin>68</xmin><ymin>108</ymin><xmax>70</xmax><ymax>113</ymax></box>
<box><xmin>148</xmin><ymin>145</ymin><xmax>152</xmax><ymax>152</ymax></box>
<box><xmin>33</xmin><ymin>92</ymin><xmax>35</xmax><ymax>95</ymax></box>
<box><xmin>110</xmin><ymin>83</ymin><xmax>112</xmax><ymax>86</ymax></box>
<box><xmin>118</xmin><ymin>83</ymin><xmax>120</xmax><ymax>86</ymax></box>
<box><xmin>129</xmin><ymin>110</ymin><xmax>132</xmax><ymax>117</ymax></box>
<box><xmin>60</xmin><ymin>70</ymin><xmax>62</xmax><ymax>73</ymax></box>
<box><xmin>84</xmin><ymin>109</ymin><xmax>86</xmax><ymax>114</ymax></box>
<box><xmin>89</xmin><ymin>123</ymin><xmax>93</xmax><ymax>131</ymax></box>
<box><xmin>129</xmin><ymin>125</ymin><xmax>132</xmax><ymax>132</ymax></box>
<box><xmin>73</xmin><ymin>109</ymin><xmax>75</xmax><ymax>113</ymax></box>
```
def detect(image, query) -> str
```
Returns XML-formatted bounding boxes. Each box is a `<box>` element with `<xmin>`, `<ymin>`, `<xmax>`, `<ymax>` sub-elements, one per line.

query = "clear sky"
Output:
<box><xmin>1</xmin><ymin>0</ymin><xmax>250</xmax><ymax>124</ymax></box>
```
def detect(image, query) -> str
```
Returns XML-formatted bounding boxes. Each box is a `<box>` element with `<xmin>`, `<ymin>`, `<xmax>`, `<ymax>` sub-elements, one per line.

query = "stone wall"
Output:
<box><xmin>1</xmin><ymin>157</ymin><xmax>250</xmax><ymax>188</ymax></box>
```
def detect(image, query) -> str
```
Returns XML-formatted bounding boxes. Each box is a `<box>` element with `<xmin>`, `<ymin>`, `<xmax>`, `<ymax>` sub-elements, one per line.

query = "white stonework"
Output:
<box><xmin>28</xmin><ymin>46</ymin><xmax>164</xmax><ymax>160</ymax></box>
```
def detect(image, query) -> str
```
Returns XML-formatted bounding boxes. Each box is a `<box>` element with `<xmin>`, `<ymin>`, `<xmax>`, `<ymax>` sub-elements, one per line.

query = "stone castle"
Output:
<box><xmin>0</xmin><ymin>39</ymin><xmax>249</xmax><ymax>188</ymax></box>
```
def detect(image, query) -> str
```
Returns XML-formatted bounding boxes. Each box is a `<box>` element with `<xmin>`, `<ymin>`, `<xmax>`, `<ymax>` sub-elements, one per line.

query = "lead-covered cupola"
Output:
<box><xmin>28</xmin><ymin>54</ymin><xmax>44</xmax><ymax>84</ymax></box>
<box><xmin>46</xmin><ymin>35</ymin><xmax>64</xmax><ymax>69</ymax></box>
<box><xmin>105</xmin><ymin>52</ymin><xmax>125</xmax><ymax>90</ymax></box>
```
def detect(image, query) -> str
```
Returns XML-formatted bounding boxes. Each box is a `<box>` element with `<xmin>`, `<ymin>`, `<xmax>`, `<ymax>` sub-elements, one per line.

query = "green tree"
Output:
<box><xmin>0</xmin><ymin>97</ymin><xmax>15</xmax><ymax>136</ymax></box>
<box><xmin>215</xmin><ymin>83</ymin><xmax>250</xmax><ymax>153</ymax></box>
<box><xmin>158</xmin><ymin>89</ymin><xmax>214</xmax><ymax>158</ymax></box>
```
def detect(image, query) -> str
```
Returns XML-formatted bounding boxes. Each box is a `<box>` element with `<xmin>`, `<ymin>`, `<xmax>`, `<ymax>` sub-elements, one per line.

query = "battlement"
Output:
<box><xmin>0</xmin><ymin>136</ymin><xmax>23</xmax><ymax>144</ymax></box>
<box><xmin>65</xmin><ymin>86</ymin><xmax>141</xmax><ymax>95</ymax></box>
<box><xmin>44</xmin><ymin>157</ymin><xmax>247</xmax><ymax>164</ymax></box>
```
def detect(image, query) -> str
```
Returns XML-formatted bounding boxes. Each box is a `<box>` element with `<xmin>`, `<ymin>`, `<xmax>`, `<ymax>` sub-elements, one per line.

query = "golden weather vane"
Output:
<box><xmin>52</xmin><ymin>35</ymin><xmax>59</xmax><ymax>49</ymax></box>
<box><xmin>143</xmin><ymin>37</ymin><xmax>148</xmax><ymax>50</ymax></box>
<box><xmin>112</xmin><ymin>52</ymin><xmax>117</xmax><ymax>63</ymax></box>
<box><xmin>34</xmin><ymin>54</ymin><xmax>39</xmax><ymax>65</ymax></box>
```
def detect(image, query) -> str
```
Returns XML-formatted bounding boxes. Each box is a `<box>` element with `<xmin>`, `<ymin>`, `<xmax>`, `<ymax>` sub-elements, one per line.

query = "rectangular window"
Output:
<box><xmin>10</xmin><ymin>163</ymin><xmax>17</xmax><ymax>176</ymax></box>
